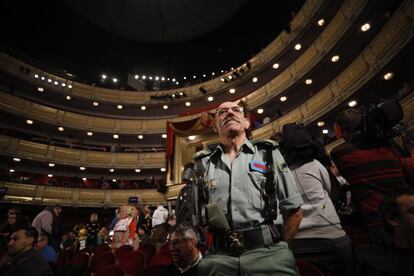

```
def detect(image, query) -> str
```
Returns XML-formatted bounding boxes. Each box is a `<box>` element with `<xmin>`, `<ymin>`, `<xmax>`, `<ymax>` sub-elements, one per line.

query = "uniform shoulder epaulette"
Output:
<box><xmin>192</xmin><ymin>148</ymin><xmax>213</xmax><ymax>160</ymax></box>
<box><xmin>252</xmin><ymin>138</ymin><xmax>279</xmax><ymax>149</ymax></box>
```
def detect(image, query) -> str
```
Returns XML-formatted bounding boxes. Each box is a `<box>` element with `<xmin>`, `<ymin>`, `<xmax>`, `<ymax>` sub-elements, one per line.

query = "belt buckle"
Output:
<box><xmin>227</xmin><ymin>231</ymin><xmax>245</xmax><ymax>257</ymax></box>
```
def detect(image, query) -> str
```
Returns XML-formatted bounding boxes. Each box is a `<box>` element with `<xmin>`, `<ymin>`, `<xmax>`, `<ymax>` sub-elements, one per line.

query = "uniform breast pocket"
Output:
<box><xmin>247</xmin><ymin>172</ymin><xmax>265</xmax><ymax>210</ymax></box>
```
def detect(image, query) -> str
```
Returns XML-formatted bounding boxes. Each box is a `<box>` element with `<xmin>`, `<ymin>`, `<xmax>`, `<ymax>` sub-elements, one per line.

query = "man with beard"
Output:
<box><xmin>0</xmin><ymin>226</ymin><xmax>53</xmax><ymax>276</ymax></box>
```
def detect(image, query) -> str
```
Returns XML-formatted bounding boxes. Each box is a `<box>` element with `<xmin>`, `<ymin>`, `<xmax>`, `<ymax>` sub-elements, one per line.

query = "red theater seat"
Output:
<box><xmin>119</xmin><ymin>250</ymin><xmax>146</xmax><ymax>276</ymax></box>
<box><xmin>115</xmin><ymin>244</ymin><xmax>133</xmax><ymax>260</ymax></box>
<box><xmin>295</xmin><ymin>258</ymin><xmax>324</xmax><ymax>276</ymax></box>
<box><xmin>342</xmin><ymin>225</ymin><xmax>370</xmax><ymax>248</ymax></box>
<box><xmin>141</xmin><ymin>265</ymin><xmax>165</xmax><ymax>276</ymax></box>
<box><xmin>95</xmin><ymin>264</ymin><xmax>124</xmax><ymax>276</ymax></box>
<box><xmin>139</xmin><ymin>243</ymin><xmax>155</xmax><ymax>264</ymax></box>
<box><xmin>93</xmin><ymin>243</ymin><xmax>112</xmax><ymax>256</ymax></box>
<box><xmin>90</xmin><ymin>251</ymin><xmax>116</xmax><ymax>273</ymax></box>
<box><xmin>148</xmin><ymin>249</ymin><xmax>173</xmax><ymax>267</ymax></box>
<box><xmin>69</xmin><ymin>251</ymin><xmax>90</xmax><ymax>267</ymax></box>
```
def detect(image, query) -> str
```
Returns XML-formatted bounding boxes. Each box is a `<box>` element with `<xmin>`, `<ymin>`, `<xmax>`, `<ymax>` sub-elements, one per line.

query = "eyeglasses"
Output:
<box><xmin>167</xmin><ymin>238</ymin><xmax>191</xmax><ymax>248</ymax></box>
<box><xmin>216</xmin><ymin>106</ymin><xmax>244</xmax><ymax>116</ymax></box>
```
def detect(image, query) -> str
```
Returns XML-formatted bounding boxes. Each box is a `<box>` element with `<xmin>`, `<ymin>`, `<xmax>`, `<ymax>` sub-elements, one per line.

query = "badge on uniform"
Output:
<box><xmin>249</xmin><ymin>160</ymin><xmax>267</xmax><ymax>173</ymax></box>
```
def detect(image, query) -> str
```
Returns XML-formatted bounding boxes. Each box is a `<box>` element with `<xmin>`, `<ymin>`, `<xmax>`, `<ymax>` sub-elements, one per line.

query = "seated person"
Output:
<box><xmin>355</xmin><ymin>191</ymin><xmax>414</xmax><ymax>275</ymax></box>
<box><xmin>150</xmin><ymin>214</ymin><xmax>176</xmax><ymax>247</ymax></box>
<box><xmin>0</xmin><ymin>226</ymin><xmax>53</xmax><ymax>276</ymax></box>
<box><xmin>35</xmin><ymin>232</ymin><xmax>57</xmax><ymax>264</ymax></box>
<box><xmin>161</xmin><ymin>224</ymin><xmax>202</xmax><ymax>276</ymax></box>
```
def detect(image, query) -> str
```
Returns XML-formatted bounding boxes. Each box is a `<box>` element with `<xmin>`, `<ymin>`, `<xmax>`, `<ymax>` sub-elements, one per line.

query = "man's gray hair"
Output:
<box><xmin>171</xmin><ymin>223</ymin><xmax>198</xmax><ymax>244</ymax></box>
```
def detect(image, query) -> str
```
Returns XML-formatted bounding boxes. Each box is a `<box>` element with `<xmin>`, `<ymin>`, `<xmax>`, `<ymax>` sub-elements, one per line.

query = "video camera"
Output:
<box><xmin>360</xmin><ymin>100</ymin><xmax>410</xmax><ymax>157</ymax></box>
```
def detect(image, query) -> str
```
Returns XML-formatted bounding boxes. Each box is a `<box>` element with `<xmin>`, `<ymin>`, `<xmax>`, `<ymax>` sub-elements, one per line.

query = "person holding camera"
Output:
<box><xmin>192</xmin><ymin>101</ymin><xmax>303</xmax><ymax>276</ymax></box>
<box><xmin>330</xmin><ymin>108</ymin><xmax>410</xmax><ymax>246</ymax></box>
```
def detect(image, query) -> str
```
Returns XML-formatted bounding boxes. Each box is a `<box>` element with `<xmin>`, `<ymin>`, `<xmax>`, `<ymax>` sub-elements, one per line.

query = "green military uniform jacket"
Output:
<box><xmin>193</xmin><ymin>138</ymin><xmax>303</xmax><ymax>230</ymax></box>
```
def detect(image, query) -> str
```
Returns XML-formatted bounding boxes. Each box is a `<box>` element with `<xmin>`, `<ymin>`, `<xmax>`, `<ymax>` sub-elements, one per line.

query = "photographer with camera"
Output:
<box><xmin>178</xmin><ymin>101</ymin><xmax>303</xmax><ymax>276</ymax></box>
<box><xmin>330</xmin><ymin>105</ymin><xmax>411</xmax><ymax>246</ymax></box>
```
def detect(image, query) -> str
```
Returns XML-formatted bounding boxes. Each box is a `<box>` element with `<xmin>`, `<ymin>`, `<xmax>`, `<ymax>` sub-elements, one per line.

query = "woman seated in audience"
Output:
<box><xmin>280</xmin><ymin>124</ymin><xmax>353</xmax><ymax>276</ymax></box>
<box><xmin>112</xmin><ymin>205</ymin><xmax>139</xmax><ymax>249</ymax></box>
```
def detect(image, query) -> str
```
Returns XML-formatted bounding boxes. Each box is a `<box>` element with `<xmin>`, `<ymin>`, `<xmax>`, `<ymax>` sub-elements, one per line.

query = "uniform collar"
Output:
<box><xmin>212</xmin><ymin>139</ymin><xmax>254</xmax><ymax>157</ymax></box>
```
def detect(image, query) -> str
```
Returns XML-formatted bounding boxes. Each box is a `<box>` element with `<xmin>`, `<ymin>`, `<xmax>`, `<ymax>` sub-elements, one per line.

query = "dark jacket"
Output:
<box><xmin>2</xmin><ymin>248</ymin><xmax>53</xmax><ymax>276</ymax></box>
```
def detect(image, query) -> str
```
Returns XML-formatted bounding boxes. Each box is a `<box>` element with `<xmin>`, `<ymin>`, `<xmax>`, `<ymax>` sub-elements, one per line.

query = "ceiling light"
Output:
<box><xmin>49</xmin><ymin>163</ymin><xmax>55</xmax><ymax>167</ymax></box>
<box><xmin>229</xmin><ymin>88</ymin><xmax>236</xmax><ymax>94</ymax></box>
<box><xmin>9</xmin><ymin>169</ymin><xmax>15</xmax><ymax>173</ymax></box>
<box><xmin>272</xmin><ymin>63</ymin><xmax>279</xmax><ymax>69</ymax></box>
<box><xmin>348</xmin><ymin>100</ymin><xmax>358</xmax><ymax>107</ymax></box>
<box><xmin>183</xmin><ymin>76</ymin><xmax>187</xmax><ymax>80</ymax></box>
<box><xmin>163</xmin><ymin>105</ymin><xmax>168</xmax><ymax>110</ymax></box>
<box><xmin>280</xmin><ymin>96</ymin><xmax>287</xmax><ymax>102</ymax></box>
<box><xmin>41</xmin><ymin>76</ymin><xmax>45</xmax><ymax>80</ymax></box>
<box><xmin>322</xmin><ymin>129</ymin><xmax>329</xmax><ymax>134</ymax></box>
<box><xmin>176</xmin><ymin>82</ymin><xmax>179</xmax><ymax>85</ymax></box>
<box><xmin>93</xmin><ymin>101</ymin><xmax>99</xmax><ymax>106</ymax></box>
<box><xmin>117</xmin><ymin>104</ymin><xmax>123</xmax><ymax>110</ymax></box>
<box><xmin>160</xmin><ymin>168</ymin><xmax>166</xmax><ymax>172</ymax></box>
<box><xmin>58</xmin><ymin>126</ymin><xmax>64</xmax><ymax>132</ymax></box>
<box><xmin>54</xmin><ymin>81</ymin><xmax>58</xmax><ymax>85</ymax></box>
<box><xmin>317</xmin><ymin>19</ymin><xmax>325</xmax><ymax>26</ymax></box>
<box><xmin>109</xmin><ymin>168</ymin><xmax>114</xmax><ymax>173</ymax></box>
<box><xmin>211</xmin><ymin>72</ymin><xmax>215</xmax><ymax>76</ymax></box>
<box><xmin>193</xmin><ymin>75</ymin><xmax>196</xmax><ymax>79</ymax></box>
<box><xmin>155</xmin><ymin>76</ymin><xmax>159</xmax><ymax>81</ymax></box>
<box><xmin>207</xmin><ymin>96</ymin><xmax>214</xmax><ymax>102</ymax></box>
<box><xmin>317</xmin><ymin>121</ymin><xmax>325</xmax><ymax>127</ymax></box>
<box><xmin>161</xmin><ymin>134</ymin><xmax>167</xmax><ymax>139</ymax></box>
<box><xmin>294</xmin><ymin>44</ymin><xmax>302</xmax><ymax>50</ymax></box>
<box><xmin>252</xmin><ymin>77</ymin><xmax>258</xmax><ymax>83</ymax></box>
<box><xmin>141</xmin><ymin>106</ymin><xmax>146</xmax><ymax>110</ymax></box>
<box><xmin>220</xmin><ymin>78</ymin><xmax>225</xmax><ymax>82</ymax></box>
<box><xmin>26</xmin><ymin>119</ymin><xmax>33</xmax><ymax>125</ymax></box>
<box><xmin>87</xmin><ymin>131</ymin><xmax>93</xmax><ymax>136</ymax></box>
<box><xmin>80</xmin><ymin>166</ymin><xmax>86</xmax><ymax>171</ymax></box>
<box><xmin>48</xmin><ymin>174</ymin><xmax>53</xmax><ymax>177</ymax></box>
<box><xmin>134</xmin><ymin>75</ymin><xmax>139</xmax><ymax>79</ymax></box>
<box><xmin>161</xmin><ymin>77</ymin><xmax>165</xmax><ymax>81</ymax></box>
<box><xmin>221</xmin><ymin>70</ymin><xmax>224</xmax><ymax>73</ymax></box>
<box><xmin>82</xmin><ymin>178</ymin><xmax>87</xmax><ymax>181</ymax></box>
<box><xmin>66</xmin><ymin>95</ymin><xmax>71</xmax><ymax>100</ymax></box>
<box><xmin>185</xmin><ymin>101</ymin><xmax>191</xmax><ymax>107</ymax></box>
<box><xmin>61</xmin><ymin>83</ymin><xmax>66</xmax><ymax>87</ymax></box>
<box><xmin>228</xmin><ymin>75</ymin><xmax>233</xmax><ymax>80</ymax></box>
<box><xmin>135</xmin><ymin>169</ymin><xmax>141</xmax><ymax>173</ymax></box>
<box><xmin>112</xmin><ymin>78</ymin><xmax>118</xmax><ymax>83</ymax></box>
<box><xmin>48</xmin><ymin>79</ymin><xmax>52</xmax><ymax>83</ymax></box>
<box><xmin>361</xmin><ymin>23</ymin><xmax>371</xmax><ymax>32</ymax></box>
<box><xmin>203</xmin><ymin>74</ymin><xmax>206</xmax><ymax>77</ymax></box>
<box><xmin>257</xmin><ymin>108</ymin><xmax>264</xmax><ymax>114</ymax></box>
<box><xmin>172</xmin><ymin>78</ymin><xmax>176</xmax><ymax>82</ymax></box>
<box><xmin>188</xmin><ymin>135</ymin><xmax>196</xmax><ymax>140</ymax></box>
<box><xmin>68</xmin><ymin>84</ymin><xmax>72</xmax><ymax>89</ymax></box>
<box><xmin>305</xmin><ymin>79</ymin><xmax>313</xmax><ymax>85</ymax></box>
<box><xmin>112</xmin><ymin>179</ymin><xmax>117</xmax><ymax>182</ymax></box>
<box><xmin>331</xmin><ymin>55</ymin><xmax>340</xmax><ymax>62</ymax></box>
<box><xmin>102</xmin><ymin>74</ymin><xmax>107</xmax><ymax>79</ymax></box>
<box><xmin>37</xmin><ymin>87</ymin><xmax>44</xmax><ymax>92</ymax></box>
<box><xmin>138</xmin><ymin>135</ymin><xmax>144</xmax><ymax>139</ymax></box>
<box><xmin>13</xmin><ymin>157</ymin><xmax>21</xmax><ymax>162</ymax></box>
<box><xmin>34</xmin><ymin>74</ymin><xmax>39</xmax><ymax>78</ymax></box>
<box><xmin>142</xmin><ymin>75</ymin><xmax>147</xmax><ymax>80</ymax></box>
<box><xmin>383</xmin><ymin>72</ymin><xmax>394</xmax><ymax>80</ymax></box>
<box><xmin>179</xmin><ymin>92</ymin><xmax>184</xmax><ymax>96</ymax></box>
<box><xmin>113</xmin><ymin>134</ymin><xmax>119</xmax><ymax>139</ymax></box>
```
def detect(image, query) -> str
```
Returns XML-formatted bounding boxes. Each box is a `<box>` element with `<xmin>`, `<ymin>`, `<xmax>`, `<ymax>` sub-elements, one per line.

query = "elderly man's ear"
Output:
<box><xmin>244</xmin><ymin>118</ymin><xmax>251</xmax><ymax>129</ymax></box>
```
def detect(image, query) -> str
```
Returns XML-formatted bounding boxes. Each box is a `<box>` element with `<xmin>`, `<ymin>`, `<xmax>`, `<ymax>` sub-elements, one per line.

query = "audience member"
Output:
<box><xmin>331</xmin><ymin>108</ymin><xmax>410</xmax><ymax>245</ymax></box>
<box><xmin>150</xmin><ymin>214</ymin><xmax>176</xmax><ymax>247</ymax></box>
<box><xmin>137</xmin><ymin>205</ymin><xmax>152</xmax><ymax>243</ymax></box>
<box><xmin>355</xmin><ymin>191</ymin><xmax>414</xmax><ymax>275</ymax></box>
<box><xmin>161</xmin><ymin>224</ymin><xmax>202</xmax><ymax>276</ymax></box>
<box><xmin>32</xmin><ymin>205</ymin><xmax>62</xmax><ymax>251</ymax></box>
<box><xmin>0</xmin><ymin>208</ymin><xmax>26</xmax><ymax>250</ymax></box>
<box><xmin>281</xmin><ymin>123</ymin><xmax>352</xmax><ymax>276</ymax></box>
<box><xmin>60</xmin><ymin>231</ymin><xmax>76</xmax><ymax>251</ymax></box>
<box><xmin>86</xmin><ymin>212</ymin><xmax>100</xmax><ymax>248</ymax></box>
<box><xmin>35</xmin><ymin>232</ymin><xmax>57</xmax><ymax>264</ymax></box>
<box><xmin>152</xmin><ymin>204</ymin><xmax>168</xmax><ymax>228</ymax></box>
<box><xmin>0</xmin><ymin>226</ymin><xmax>53</xmax><ymax>276</ymax></box>
<box><xmin>112</xmin><ymin>205</ymin><xmax>139</xmax><ymax>249</ymax></box>
<box><xmin>108</xmin><ymin>207</ymin><xmax>120</xmax><ymax>231</ymax></box>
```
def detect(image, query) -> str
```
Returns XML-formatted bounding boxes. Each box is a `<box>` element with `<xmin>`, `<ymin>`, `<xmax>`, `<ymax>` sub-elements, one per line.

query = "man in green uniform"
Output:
<box><xmin>195</xmin><ymin>101</ymin><xmax>303</xmax><ymax>276</ymax></box>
